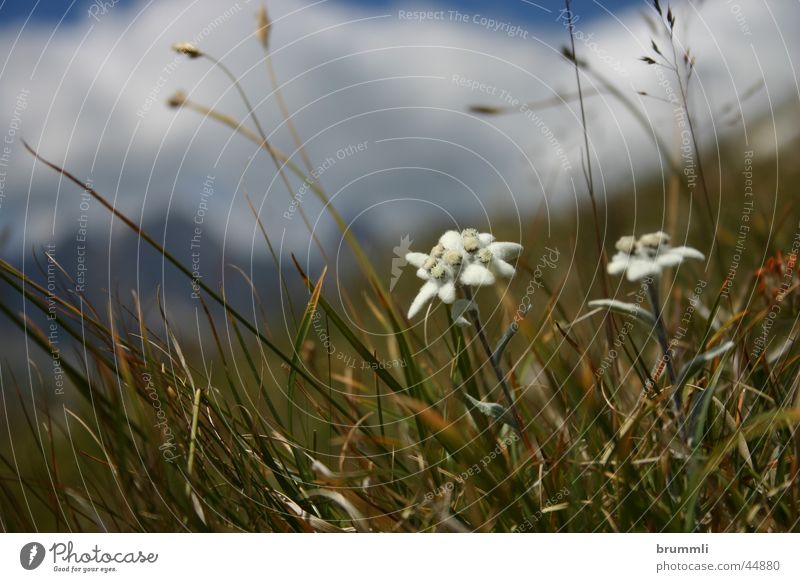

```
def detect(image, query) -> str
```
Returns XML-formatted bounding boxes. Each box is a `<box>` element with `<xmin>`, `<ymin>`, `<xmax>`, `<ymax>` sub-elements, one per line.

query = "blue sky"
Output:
<box><xmin>0</xmin><ymin>0</ymin><xmax>644</xmax><ymax>25</ymax></box>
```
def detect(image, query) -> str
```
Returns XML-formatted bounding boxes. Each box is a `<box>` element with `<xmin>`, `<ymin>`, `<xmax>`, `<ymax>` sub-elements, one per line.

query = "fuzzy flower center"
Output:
<box><xmin>616</xmin><ymin>232</ymin><xmax>672</xmax><ymax>259</ymax></box>
<box><xmin>477</xmin><ymin>248</ymin><xmax>493</xmax><ymax>264</ymax></box>
<box><xmin>430</xmin><ymin>262</ymin><xmax>446</xmax><ymax>279</ymax></box>
<box><xmin>463</xmin><ymin>236</ymin><xmax>480</xmax><ymax>253</ymax></box>
<box><xmin>444</xmin><ymin>250</ymin><xmax>463</xmax><ymax>266</ymax></box>
<box><xmin>615</xmin><ymin>236</ymin><xmax>637</xmax><ymax>255</ymax></box>
<box><xmin>637</xmin><ymin>231</ymin><xmax>671</xmax><ymax>254</ymax></box>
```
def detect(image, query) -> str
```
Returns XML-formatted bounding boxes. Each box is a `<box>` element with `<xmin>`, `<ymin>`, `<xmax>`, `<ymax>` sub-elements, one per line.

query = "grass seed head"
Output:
<box><xmin>167</xmin><ymin>90</ymin><xmax>188</xmax><ymax>108</ymax></box>
<box><xmin>172</xmin><ymin>42</ymin><xmax>202</xmax><ymax>58</ymax></box>
<box><xmin>256</xmin><ymin>5</ymin><xmax>272</xmax><ymax>49</ymax></box>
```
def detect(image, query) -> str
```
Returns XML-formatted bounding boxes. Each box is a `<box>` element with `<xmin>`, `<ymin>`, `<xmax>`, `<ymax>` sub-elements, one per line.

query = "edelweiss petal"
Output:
<box><xmin>607</xmin><ymin>252</ymin><xmax>632</xmax><ymax>276</ymax></box>
<box><xmin>439</xmin><ymin>230</ymin><xmax>464</xmax><ymax>251</ymax></box>
<box><xmin>405</xmin><ymin>252</ymin><xmax>429</xmax><ymax>269</ymax></box>
<box><xmin>625</xmin><ymin>258</ymin><xmax>661</xmax><ymax>282</ymax></box>
<box><xmin>669</xmin><ymin>246</ymin><xmax>705</xmax><ymax>260</ymax></box>
<box><xmin>654</xmin><ymin>252</ymin><xmax>684</xmax><ymax>268</ymax></box>
<box><xmin>438</xmin><ymin>281</ymin><xmax>457</xmax><ymax>303</ymax></box>
<box><xmin>491</xmin><ymin>258</ymin><xmax>517</xmax><ymax>278</ymax></box>
<box><xmin>408</xmin><ymin>280</ymin><xmax>438</xmax><ymax>318</ymax></box>
<box><xmin>460</xmin><ymin>263</ymin><xmax>495</xmax><ymax>286</ymax></box>
<box><xmin>477</xmin><ymin>232</ymin><xmax>496</xmax><ymax>246</ymax></box>
<box><xmin>487</xmin><ymin>241</ymin><xmax>523</xmax><ymax>260</ymax></box>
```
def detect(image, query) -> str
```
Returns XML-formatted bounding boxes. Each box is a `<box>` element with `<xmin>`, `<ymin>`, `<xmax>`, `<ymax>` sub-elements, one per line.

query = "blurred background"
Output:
<box><xmin>0</xmin><ymin>0</ymin><xmax>798</xmax><ymax>366</ymax></box>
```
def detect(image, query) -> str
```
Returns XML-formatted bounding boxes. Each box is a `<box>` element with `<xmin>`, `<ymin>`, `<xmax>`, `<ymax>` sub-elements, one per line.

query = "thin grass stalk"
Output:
<box><xmin>653</xmin><ymin>6</ymin><xmax>725</xmax><ymax>283</ymax></box>
<box><xmin>255</xmin><ymin>8</ymin><xmax>315</xmax><ymax>176</ymax></box>
<box><xmin>564</xmin><ymin>0</ymin><xmax>620</xmax><ymax>382</ymax></box>
<box><xmin>171</xmin><ymin>97</ymin><xmax>402</xmax><ymax>323</ymax></box>
<box><xmin>198</xmin><ymin>53</ymin><xmax>330</xmax><ymax>265</ymax></box>
<box><xmin>21</xmin><ymin>142</ymin><xmax>332</xmax><ymax>397</ymax></box>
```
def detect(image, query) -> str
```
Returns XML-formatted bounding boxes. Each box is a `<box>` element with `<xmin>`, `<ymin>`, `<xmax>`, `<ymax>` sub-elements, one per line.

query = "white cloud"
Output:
<box><xmin>0</xmin><ymin>0</ymin><xmax>797</xmax><ymax>263</ymax></box>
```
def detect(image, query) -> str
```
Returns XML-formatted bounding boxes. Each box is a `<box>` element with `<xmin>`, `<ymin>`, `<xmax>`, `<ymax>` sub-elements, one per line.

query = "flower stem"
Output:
<box><xmin>646</xmin><ymin>279</ymin><xmax>686</xmax><ymax>436</ymax></box>
<box><xmin>463</xmin><ymin>288</ymin><xmax>535</xmax><ymax>457</ymax></box>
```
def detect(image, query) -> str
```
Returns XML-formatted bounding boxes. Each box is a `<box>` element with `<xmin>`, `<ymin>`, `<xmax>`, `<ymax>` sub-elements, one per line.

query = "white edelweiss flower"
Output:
<box><xmin>460</xmin><ymin>240</ymin><xmax>523</xmax><ymax>287</ymax></box>
<box><xmin>404</xmin><ymin>228</ymin><xmax>523</xmax><ymax>318</ymax></box>
<box><xmin>608</xmin><ymin>231</ymin><xmax>704</xmax><ymax>282</ymax></box>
